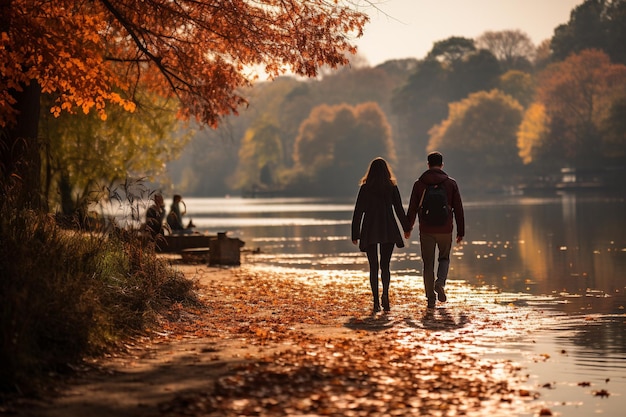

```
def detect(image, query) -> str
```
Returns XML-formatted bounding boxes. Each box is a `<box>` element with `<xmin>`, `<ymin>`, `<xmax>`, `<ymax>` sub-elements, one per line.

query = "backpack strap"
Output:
<box><xmin>417</xmin><ymin>178</ymin><xmax>428</xmax><ymax>208</ymax></box>
<box><xmin>419</xmin><ymin>179</ymin><xmax>447</xmax><ymax>209</ymax></box>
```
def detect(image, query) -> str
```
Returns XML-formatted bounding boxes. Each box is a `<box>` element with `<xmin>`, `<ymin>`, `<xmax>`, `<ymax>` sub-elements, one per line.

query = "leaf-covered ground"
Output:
<box><xmin>153</xmin><ymin>265</ymin><xmax>545</xmax><ymax>417</ymax></box>
<box><xmin>7</xmin><ymin>264</ymin><xmax>554</xmax><ymax>417</ymax></box>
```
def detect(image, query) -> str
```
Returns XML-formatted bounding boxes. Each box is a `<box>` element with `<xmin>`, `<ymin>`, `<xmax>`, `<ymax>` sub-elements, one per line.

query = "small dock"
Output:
<box><xmin>157</xmin><ymin>232</ymin><xmax>244</xmax><ymax>265</ymax></box>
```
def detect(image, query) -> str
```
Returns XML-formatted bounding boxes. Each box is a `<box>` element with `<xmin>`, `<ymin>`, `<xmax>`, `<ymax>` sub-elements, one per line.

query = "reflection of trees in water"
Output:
<box><xmin>453</xmin><ymin>197</ymin><xmax>625</xmax><ymax>299</ymax></box>
<box><xmin>517</xmin><ymin>204</ymin><xmax>552</xmax><ymax>291</ymax></box>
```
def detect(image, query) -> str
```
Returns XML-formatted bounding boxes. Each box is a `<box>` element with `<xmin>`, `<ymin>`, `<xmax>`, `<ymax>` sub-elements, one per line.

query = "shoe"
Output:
<box><xmin>427</xmin><ymin>300</ymin><xmax>436</xmax><ymax>309</ymax></box>
<box><xmin>373</xmin><ymin>304</ymin><xmax>381</xmax><ymax>313</ymax></box>
<box><xmin>435</xmin><ymin>284</ymin><xmax>447</xmax><ymax>302</ymax></box>
<box><xmin>382</xmin><ymin>294</ymin><xmax>390</xmax><ymax>312</ymax></box>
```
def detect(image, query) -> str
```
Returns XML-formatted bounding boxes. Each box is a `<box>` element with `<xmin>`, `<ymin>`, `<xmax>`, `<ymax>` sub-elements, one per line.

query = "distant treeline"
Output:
<box><xmin>168</xmin><ymin>0</ymin><xmax>626</xmax><ymax>197</ymax></box>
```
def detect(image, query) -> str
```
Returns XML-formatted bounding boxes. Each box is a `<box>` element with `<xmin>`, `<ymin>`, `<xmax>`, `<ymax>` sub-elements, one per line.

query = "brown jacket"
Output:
<box><xmin>407</xmin><ymin>168</ymin><xmax>464</xmax><ymax>237</ymax></box>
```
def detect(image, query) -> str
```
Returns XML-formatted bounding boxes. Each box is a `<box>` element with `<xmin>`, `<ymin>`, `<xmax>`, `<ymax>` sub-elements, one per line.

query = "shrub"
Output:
<box><xmin>0</xmin><ymin>200</ymin><xmax>197</xmax><ymax>393</ymax></box>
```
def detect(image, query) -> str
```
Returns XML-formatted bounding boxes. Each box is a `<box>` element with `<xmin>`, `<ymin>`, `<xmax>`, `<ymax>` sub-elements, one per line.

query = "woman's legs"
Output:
<box><xmin>366</xmin><ymin>243</ymin><xmax>395</xmax><ymax>312</ymax></box>
<box><xmin>379</xmin><ymin>242</ymin><xmax>394</xmax><ymax>311</ymax></box>
<box><xmin>366</xmin><ymin>244</ymin><xmax>380</xmax><ymax>311</ymax></box>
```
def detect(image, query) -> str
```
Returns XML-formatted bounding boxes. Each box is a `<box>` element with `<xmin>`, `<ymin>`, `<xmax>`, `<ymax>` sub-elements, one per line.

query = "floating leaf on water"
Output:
<box><xmin>593</xmin><ymin>389</ymin><xmax>610</xmax><ymax>397</ymax></box>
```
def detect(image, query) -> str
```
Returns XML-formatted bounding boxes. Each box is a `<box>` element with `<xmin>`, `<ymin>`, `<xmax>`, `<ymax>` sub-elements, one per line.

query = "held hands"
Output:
<box><xmin>356</xmin><ymin>233</ymin><xmax>461</xmax><ymax>244</ymax></box>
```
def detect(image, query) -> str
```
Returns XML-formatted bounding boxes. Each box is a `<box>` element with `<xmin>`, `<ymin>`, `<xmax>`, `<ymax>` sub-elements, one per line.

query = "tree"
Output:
<box><xmin>449</xmin><ymin>49</ymin><xmax>501</xmax><ymax>100</ymax></box>
<box><xmin>229</xmin><ymin>118</ymin><xmax>283</xmax><ymax>192</ymax></box>
<box><xmin>476</xmin><ymin>30</ymin><xmax>536</xmax><ymax>71</ymax></box>
<box><xmin>392</xmin><ymin>59</ymin><xmax>449</xmax><ymax>159</ymax></box>
<box><xmin>427</xmin><ymin>90</ymin><xmax>524</xmax><ymax>190</ymax></box>
<box><xmin>551</xmin><ymin>0</ymin><xmax>626</xmax><ymax>65</ymax></box>
<box><xmin>601</xmin><ymin>95</ymin><xmax>626</xmax><ymax>161</ymax></box>
<box><xmin>535</xmin><ymin>49</ymin><xmax>626</xmax><ymax>167</ymax></box>
<box><xmin>244</xmin><ymin>76</ymin><xmax>307</xmax><ymax>170</ymax></box>
<box><xmin>0</xmin><ymin>0</ymin><xmax>368</xmax><ymax>207</ymax></box>
<box><xmin>551</xmin><ymin>0</ymin><xmax>605</xmax><ymax>61</ymax></box>
<box><xmin>291</xmin><ymin>102</ymin><xmax>394</xmax><ymax>195</ymax></box>
<box><xmin>498</xmin><ymin>70</ymin><xmax>535</xmax><ymax>108</ymax></box>
<box><xmin>426</xmin><ymin>37</ymin><xmax>476</xmax><ymax>64</ymax></box>
<box><xmin>517</xmin><ymin>103</ymin><xmax>550</xmax><ymax>165</ymax></box>
<box><xmin>392</xmin><ymin>39</ymin><xmax>501</xmax><ymax>162</ymax></box>
<box><xmin>41</xmin><ymin>89</ymin><xmax>188</xmax><ymax>216</ymax></box>
<box><xmin>534</xmin><ymin>39</ymin><xmax>553</xmax><ymax>70</ymax></box>
<box><xmin>169</xmin><ymin>124</ymin><xmax>241</xmax><ymax>197</ymax></box>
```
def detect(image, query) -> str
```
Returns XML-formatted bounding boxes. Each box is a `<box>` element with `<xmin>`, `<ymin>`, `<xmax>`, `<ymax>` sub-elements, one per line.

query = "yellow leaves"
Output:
<box><xmin>517</xmin><ymin>103</ymin><xmax>549</xmax><ymax>164</ymax></box>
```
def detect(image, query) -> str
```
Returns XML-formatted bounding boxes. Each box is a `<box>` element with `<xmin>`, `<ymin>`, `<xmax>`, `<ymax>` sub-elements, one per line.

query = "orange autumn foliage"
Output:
<box><xmin>0</xmin><ymin>0</ymin><xmax>368</xmax><ymax>128</ymax></box>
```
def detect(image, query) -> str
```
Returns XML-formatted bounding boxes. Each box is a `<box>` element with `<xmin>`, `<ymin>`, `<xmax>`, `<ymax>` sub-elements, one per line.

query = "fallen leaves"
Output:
<box><xmin>593</xmin><ymin>389</ymin><xmax>610</xmax><ymax>397</ymax></box>
<box><xmin>151</xmin><ymin>266</ymin><xmax>548</xmax><ymax>416</ymax></box>
<box><xmin>161</xmin><ymin>335</ymin><xmax>522</xmax><ymax>416</ymax></box>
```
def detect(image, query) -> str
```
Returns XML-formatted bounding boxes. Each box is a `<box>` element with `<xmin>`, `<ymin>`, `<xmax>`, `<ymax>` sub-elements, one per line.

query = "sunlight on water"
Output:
<box><xmin>184</xmin><ymin>197</ymin><xmax>354</xmax><ymax>214</ymax></box>
<box><xmin>190</xmin><ymin>217</ymin><xmax>349</xmax><ymax>228</ymax></box>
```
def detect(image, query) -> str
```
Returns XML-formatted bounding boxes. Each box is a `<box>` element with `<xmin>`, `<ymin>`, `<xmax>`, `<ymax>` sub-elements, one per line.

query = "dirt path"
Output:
<box><xmin>5</xmin><ymin>264</ymin><xmax>545</xmax><ymax>417</ymax></box>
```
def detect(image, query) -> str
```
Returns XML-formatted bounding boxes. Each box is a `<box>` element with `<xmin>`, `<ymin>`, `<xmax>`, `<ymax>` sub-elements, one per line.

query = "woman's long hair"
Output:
<box><xmin>360</xmin><ymin>157</ymin><xmax>397</xmax><ymax>188</ymax></box>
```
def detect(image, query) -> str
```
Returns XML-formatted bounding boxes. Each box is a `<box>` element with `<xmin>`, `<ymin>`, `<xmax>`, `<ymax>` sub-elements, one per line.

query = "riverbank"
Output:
<box><xmin>0</xmin><ymin>263</ymin><xmax>604</xmax><ymax>417</ymax></box>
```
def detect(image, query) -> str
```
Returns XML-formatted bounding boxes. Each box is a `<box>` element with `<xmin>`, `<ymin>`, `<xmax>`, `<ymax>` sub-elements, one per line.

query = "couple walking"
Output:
<box><xmin>351</xmin><ymin>152</ymin><xmax>465</xmax><ymax>311</ymax></box>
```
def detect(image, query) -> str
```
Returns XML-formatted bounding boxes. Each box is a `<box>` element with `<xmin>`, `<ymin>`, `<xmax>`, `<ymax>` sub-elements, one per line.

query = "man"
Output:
<box><xmin>145</xmin><ymin>193</ymin><xmax>166</xmax><ymax>238</ymax></box>
<box><xmin>406</xmin><ymin>151</ymin><xmax>464</xmax><ymax>308</ymax></box>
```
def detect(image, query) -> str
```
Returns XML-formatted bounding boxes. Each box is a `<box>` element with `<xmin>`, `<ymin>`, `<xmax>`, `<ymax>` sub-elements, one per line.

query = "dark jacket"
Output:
<box><xmin>407</xmin><ymin>168</ymin><xmax>464</xmax><ymax>237</ymax></box>
<box><xmin>167</xmin><ymin>203</ymin><xmax>184</xmax><ymax>230</ymax></box>
<box><xmin>351</xmin><ymin>183</ymin><xmax>409</xmax><ymax>252</ymax></box>
<box><xmin>146</xmin><ymin>204</ymin><xmax>165</xmax><ymax>236</ymax></box>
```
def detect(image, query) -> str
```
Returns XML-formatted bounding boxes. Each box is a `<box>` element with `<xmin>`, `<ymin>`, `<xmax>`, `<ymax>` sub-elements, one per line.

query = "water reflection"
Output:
<box><xmin>413</xmin><ymin>308</ymin><xmax>470</xmax><ymax>331</ymax></box>
<box><xmin>449</xmin><ymin>195</ymin><xmax>626</xmax><ymax>314</ymax></box>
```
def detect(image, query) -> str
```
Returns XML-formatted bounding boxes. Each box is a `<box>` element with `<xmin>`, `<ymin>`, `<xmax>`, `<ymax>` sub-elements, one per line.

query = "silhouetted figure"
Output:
<box><xmin>406</xmin><ymin>151</ymin><xmax>465</xmax><ymax>308</ymax></box>
<box><xmin>145</xmin><ymin>193</ymin><xmax>166</xmax><ymax>238</ymax></box>
<box><xmin>352</xmin><ymin>157</ymin><xmax>409</xmax><ymax>313</ymax></box>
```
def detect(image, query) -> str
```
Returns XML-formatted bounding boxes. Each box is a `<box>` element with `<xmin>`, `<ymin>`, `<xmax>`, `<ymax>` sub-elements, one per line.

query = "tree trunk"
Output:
<box><xmin>0</xmin><ymin>80</ymin><xmax>42</xmax><ymax>209</ymax></box>
<box><xmin>0</xmin><ymin>0</ymin><xmax>43</xmax><ymax>209</ymax></box>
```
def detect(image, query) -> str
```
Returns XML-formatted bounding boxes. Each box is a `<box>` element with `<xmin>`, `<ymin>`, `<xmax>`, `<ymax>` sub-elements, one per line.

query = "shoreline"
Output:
<box><xmin>3</xmin><ymin>263</ymin><xmax>617</xmax><ymax>417</ymax></box>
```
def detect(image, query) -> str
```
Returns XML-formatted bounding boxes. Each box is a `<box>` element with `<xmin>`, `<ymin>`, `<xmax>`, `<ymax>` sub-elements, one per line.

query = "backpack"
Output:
<box><xmin>419</xmin><ymin>181</ymin><xmax>449</xmax><ymax>226</ymax></box>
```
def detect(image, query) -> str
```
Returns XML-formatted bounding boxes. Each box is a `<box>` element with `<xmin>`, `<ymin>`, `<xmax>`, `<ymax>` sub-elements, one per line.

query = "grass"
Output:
<box><xmin>0</xmin><ymin>199</ymin><xmax>197</xmax><ymax>394</ymax></box>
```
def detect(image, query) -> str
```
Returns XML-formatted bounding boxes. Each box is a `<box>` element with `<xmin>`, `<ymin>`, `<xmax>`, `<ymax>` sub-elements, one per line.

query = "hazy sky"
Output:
<box><xmin>354</xmin><ymin>0</ymin><xmax>583</xmax><ymax>66</ymax></box>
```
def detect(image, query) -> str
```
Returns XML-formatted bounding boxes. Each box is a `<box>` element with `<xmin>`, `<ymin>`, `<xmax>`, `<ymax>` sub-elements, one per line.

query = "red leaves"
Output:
<box><xmin>1</xmin><ymin>0</ymin><xmax>368</xmax><ymax>128</ymax></box>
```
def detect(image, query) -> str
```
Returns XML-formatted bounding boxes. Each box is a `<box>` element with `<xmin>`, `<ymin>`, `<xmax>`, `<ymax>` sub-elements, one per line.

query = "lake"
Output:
<box><xmin>152</xmin><ymin>193</ymin><xmax>626</xmax><ymax>415</ymax></box>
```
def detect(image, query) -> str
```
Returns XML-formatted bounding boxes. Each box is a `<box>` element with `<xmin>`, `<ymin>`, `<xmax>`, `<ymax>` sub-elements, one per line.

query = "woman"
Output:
<box><xmin>167</xmin><ymin>194</ymin><xmax>186</xmax><ymax>232</ymax></box>
<box><xmin>352</xmin><ymin>157</ymin><xmax>409</xmax><ymax>313</ymax></box>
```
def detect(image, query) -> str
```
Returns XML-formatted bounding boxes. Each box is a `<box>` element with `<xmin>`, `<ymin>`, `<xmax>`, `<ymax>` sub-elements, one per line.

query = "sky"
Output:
<box><xmin>353</xmin><ymin>0</ymin><xmax>584</xmax><ymax>66</ymax></box>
